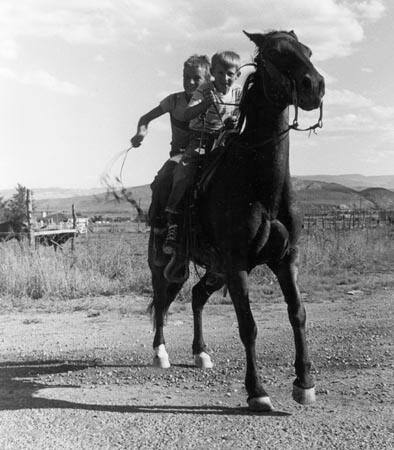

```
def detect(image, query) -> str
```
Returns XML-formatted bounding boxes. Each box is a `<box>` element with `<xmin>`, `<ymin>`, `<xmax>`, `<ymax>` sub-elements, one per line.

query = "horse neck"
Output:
<box><xmin>240</xmin><ymin>95</ymin><xmax>291</xmax><ymax>214</ymax></box>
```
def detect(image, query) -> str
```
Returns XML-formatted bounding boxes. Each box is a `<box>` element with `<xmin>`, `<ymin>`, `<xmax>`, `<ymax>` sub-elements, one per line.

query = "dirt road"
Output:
<box><xmin>0</xmin><ymin>290</ymin><xmax>392</xmax><ymax>449</ymax></box>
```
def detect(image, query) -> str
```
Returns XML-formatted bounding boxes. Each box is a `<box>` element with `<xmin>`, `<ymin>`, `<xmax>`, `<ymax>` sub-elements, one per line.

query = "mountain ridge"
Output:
<box><xmin>1</xmin><ymin>174</ymin><xmax>393</xmax><ymax>201</ymax></box>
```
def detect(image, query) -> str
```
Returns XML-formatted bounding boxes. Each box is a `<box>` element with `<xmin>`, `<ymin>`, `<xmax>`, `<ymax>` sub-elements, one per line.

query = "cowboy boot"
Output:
<box><xmin>163</xmin><ymin>213</ymin><xmax>179</xmax><ymax>255</ymax></box>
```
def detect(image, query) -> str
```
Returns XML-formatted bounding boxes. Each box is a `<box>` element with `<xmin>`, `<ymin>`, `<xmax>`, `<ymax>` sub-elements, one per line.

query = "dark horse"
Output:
<box><xmin>148</xmin><ymin>30</ymin><xmax>325</xmax><ymax>411</ymax></box>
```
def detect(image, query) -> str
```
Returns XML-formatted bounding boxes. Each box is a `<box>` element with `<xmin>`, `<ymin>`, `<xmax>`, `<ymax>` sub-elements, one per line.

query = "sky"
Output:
<box><xmin>0</xmin><ymin>0</ymin><xmax>393</xmax><ymax>190</ymax></box>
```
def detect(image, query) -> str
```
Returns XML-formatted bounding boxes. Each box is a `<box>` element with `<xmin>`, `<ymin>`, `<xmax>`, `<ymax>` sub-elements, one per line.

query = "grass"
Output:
<box><xmin>0</xmin><ymin>227</ymin><xmax>392</xmax><ymax>308</ymax></box>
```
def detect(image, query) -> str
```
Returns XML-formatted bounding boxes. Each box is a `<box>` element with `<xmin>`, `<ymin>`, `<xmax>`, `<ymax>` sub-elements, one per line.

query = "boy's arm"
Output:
<box><xmin>183</xmin><ymin>87</ymin><xmax>215</xmax><ymax>122</ymax></box>
<box><xmin>131</xmin><ymin>105</ymin><xmax>164</xmax><ymax>147</ymax></box>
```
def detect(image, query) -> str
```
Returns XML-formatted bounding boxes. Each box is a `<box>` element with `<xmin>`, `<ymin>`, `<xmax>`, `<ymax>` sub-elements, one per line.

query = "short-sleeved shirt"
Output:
<box><xmin>160</xmin><ymin>92</ymin><xmax>190</xmax><ymax>157</ymax></box>
<box><xmin>188</xmin><ymin>81</ymin><xmax>242</xmax><ymax>133</ymax></box>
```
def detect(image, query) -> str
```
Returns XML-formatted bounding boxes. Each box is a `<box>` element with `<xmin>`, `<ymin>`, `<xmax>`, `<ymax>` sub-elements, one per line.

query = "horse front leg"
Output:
<box><xmin>227</xmin><ymin>269</ymin><xmax>273</xmax><ymax>411</ymax></box>
<box><xmin>191</xmin><ymin>272</ymin><xmax>224</xmax><ymax>369</ymax></box>
<box><xmin>269</xmin><ymin>247</ymin><xmax>315</xmax><ymax>405</ymax></box>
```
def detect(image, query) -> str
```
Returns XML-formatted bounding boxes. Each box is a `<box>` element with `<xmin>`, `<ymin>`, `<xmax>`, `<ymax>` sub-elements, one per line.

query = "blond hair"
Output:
<box><xmin>211</xmin><ymin>51</ymin><xmax>240</xmax><ymax>71</ymax></box>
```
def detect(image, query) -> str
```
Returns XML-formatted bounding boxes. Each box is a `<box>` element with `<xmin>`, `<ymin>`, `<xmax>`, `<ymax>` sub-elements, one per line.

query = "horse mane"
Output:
<box><xmin>237</xmin><ymin>72</ymin><xmax>256</xmax><ymax>130</ymax></box>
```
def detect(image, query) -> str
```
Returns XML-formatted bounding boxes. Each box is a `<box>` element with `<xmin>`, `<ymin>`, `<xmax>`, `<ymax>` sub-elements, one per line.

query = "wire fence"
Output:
<box><xmin>1</xmin><ymin>208</ymin><xmax>393</xmax><ymax>244</ymax></box>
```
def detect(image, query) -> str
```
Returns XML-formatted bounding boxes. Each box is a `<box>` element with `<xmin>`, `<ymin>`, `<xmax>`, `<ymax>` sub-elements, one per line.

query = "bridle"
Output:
<box><xmin>215</xmin><ymin>34</ymin><xmax>323</xmax><ymax>148</ymax></box>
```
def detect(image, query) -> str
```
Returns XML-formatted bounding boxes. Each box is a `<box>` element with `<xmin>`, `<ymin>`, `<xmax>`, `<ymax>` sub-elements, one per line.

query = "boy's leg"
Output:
<box><xmin>149</xmin><ymin>159</ymin><xmax>177</xmax><ymax>231</ymax></box>
<box><xmin>164</xmin><ymin>149</ymin><xmax>201</xmax><ymax>254</ymax></box>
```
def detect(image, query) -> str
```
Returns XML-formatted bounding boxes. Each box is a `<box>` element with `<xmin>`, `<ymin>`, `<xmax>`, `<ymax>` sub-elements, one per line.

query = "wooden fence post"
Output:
<box><xmin>137</xmin><ymin>198</ymin><xmax>141</xmax><ymax>233</ymax></box>
<box><xmin>71</xmin><ymin>204</ymin><xmax>76</xmax><ymax>251</ymax></box>
<box><xmin>26</xmin><ymin>189</ymin><xmax>34</xmax><ymax>247</ymax></box>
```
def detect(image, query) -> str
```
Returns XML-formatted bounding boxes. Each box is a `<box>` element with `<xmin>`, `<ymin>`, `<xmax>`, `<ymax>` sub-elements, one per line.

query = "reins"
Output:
<box><xmin>206</xmin><ymin>57</ymin><xmax>323</xmax><ymax>151</ymax></box>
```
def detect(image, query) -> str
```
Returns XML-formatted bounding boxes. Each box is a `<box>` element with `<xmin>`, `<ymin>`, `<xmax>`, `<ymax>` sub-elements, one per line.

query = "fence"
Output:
<box><xmin>302</xmin><ymin>209</ymin><xmax>393</xmax><ymax>233</ymax></box>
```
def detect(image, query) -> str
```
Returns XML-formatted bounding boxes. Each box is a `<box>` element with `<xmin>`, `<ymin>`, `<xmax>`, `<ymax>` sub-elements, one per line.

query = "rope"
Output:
<box><xmin>100</xmin><ymin>145</ymin><xmax>133</xmax><ymax>187</ymax></box>
<box><xmin>100</xmin><ymin>144</ymin><xmax>144</xmax><ymax>218</ymax></box>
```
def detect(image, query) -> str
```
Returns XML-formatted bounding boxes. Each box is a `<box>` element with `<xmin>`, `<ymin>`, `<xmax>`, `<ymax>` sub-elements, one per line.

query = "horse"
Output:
<box><xmin>147</xmin><ymin>30</ymin><xmax>325</xmax><ymax>411</ymax></box>
<box><xmin>0</xmin><ymin>220</ymin><xmax>28</xmax><ymax>242</ymax></box>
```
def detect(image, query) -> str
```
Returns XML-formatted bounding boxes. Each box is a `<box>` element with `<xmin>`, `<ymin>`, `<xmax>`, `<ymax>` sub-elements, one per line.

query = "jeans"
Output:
<box><xmin>165</xmin><ymin>133</ymin><xmax>217</xmax><ymax>215</ymax></box>
<box><xmin>149</xmin><ymin>159</ymin><xmax>178</xmax><ymax>228</ymax></box>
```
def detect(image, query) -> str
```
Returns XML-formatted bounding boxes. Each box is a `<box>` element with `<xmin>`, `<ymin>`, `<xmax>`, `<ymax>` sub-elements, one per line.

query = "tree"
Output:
<box><xmin>3</xmin><ymin>184</ymin><xmax>32</xmax><ymax>223</ymax></box>
<box><xmin>0</xmin><ymin>196</ymin><xmax>7</xmax><ymax>221</ymax></box>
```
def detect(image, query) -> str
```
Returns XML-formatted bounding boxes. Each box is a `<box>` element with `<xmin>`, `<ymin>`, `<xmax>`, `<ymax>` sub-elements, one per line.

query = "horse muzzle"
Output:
<box><xmin>296</xmin><ymin>72</ymin><xmax>325</xmax><ymax>111</ymax></box>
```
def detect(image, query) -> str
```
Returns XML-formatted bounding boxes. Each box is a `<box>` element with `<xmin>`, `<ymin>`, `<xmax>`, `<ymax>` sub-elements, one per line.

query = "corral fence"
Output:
<box><xmin>1</xmin><ymin>189</ymin><xmax>392</xmax><ymax>245</ymax></box>
<box><xmin>302</xmin><ymin>209</ymin><xmax>393</xmax><ymax>233</ymax></box>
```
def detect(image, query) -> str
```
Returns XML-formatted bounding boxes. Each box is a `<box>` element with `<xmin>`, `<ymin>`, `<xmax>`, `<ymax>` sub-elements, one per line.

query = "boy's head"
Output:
<box><xmin>211</xmin><ymin>51</ymin><xmax>241</xmax><ymax>94</ymax></box>
<box><xmin>183</xmin><ymin>54</ymin><xmax>211</xmax><ymax>97</ymax></box>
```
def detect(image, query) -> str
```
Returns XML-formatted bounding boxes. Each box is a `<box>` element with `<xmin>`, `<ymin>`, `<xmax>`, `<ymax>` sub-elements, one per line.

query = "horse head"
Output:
<box><xmin>244</xmin><ymin>30</ymin><xmax>325</xmax><ymax>111</ymax></box>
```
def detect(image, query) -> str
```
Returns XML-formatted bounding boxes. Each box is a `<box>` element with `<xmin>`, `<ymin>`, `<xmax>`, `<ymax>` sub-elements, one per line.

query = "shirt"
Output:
<box><xmin>188</xmin><ymin>81</ymin><xmax>242</xmax><ymax>133</ymax></box>
<box><xmin>160</xmin><ymin>92</ymin><xmax>191</xmax><ymax>156</ymax></box>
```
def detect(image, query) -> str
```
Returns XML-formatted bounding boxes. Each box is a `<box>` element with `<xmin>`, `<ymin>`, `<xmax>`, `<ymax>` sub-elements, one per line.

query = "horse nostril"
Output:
<box><xmin>302</xmin><ymin>75</ymin><xmax>312</xmax><ymax>91</ymax></box>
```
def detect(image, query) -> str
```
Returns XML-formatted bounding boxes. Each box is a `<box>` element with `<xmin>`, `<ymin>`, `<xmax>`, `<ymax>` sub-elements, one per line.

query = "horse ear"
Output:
<box><xmin>289</xmin><ymin>30</ymin><xmax>298</xmax><ymax>40</ymax></box>
<box><xmin>243</xmin><ymin>30</ymin><xmax>265</xmax><ymax>47</ymax></box>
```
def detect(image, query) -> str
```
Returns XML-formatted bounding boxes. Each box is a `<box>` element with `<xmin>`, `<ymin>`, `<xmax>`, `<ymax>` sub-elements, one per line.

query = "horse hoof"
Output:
<box><xmin>194</xmin><ymin>352</ymin><xmax>213</xmax><ymax>369</ymax></box>
<box><xmin>153</xmin><ymin>355</ymin><xmax>170</xmax><ymax>369</ymax></box>
<box><xmin>292</xmin><ymin>384</ymin><xmax>316</xmax><ymax>405</ymax></box>
<box><xmin>153</xmin><ymin>345</ymin><xmax>170</xmax><ymax>369</ymax></box>
<box><xmin>247</xmin><ymin>396</ymin><xmax>273</xmax><ymax>412</ymax></box>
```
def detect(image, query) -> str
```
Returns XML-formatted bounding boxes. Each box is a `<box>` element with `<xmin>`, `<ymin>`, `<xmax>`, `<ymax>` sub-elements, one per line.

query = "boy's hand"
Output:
<box><xmin>224</xmin><ymin>116</ymin><xmax>237</xmax><ymax>129</ymax></box>
<box><xmin>130</xmin><ymin>129</ymin><xmax>146</xmax><ymax>147</ymax></box>
<box><xmin>202</xmin><ymin>88</ymin><xmax>216</xmax><ymax>107</ymax></box>
<box><xmin>130</xmin><ymin>134</ymin><xmax>143</xmax><ymax>147</ymax></box>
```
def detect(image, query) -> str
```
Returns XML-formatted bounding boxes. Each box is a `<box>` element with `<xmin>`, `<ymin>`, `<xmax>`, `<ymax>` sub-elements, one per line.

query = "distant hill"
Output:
<box><xmin>296</xmin><ymin>174</ymin><xmax>394</xmax><ymax>190</ymax></box>
<box><xmin>0</xmin><ymin>187</ymin><xmax>108</xmax><ymax>201</ymax></box>
<box><xmin>358</xmin><ymin>187</ymin><xmax>394</xmax><ymax>209</ymax></box>
<box><xmin>293</xmin><ymin>178</ymin><xmax>394</xmax><ymax>211</ymax></box>
<box><xmin>35</xmin><ymin>185</ymin><xmax>152</xmax><ymax>218</ymax></box>
<box><xmin>295</xmin><ymin>181</ymin><xmax>376</xmax><ymax>211</ymax></box>
<box><xmin>4</xmin><ymin>177</ymin><xmax>393</xmax><ymax>219</ymax></box>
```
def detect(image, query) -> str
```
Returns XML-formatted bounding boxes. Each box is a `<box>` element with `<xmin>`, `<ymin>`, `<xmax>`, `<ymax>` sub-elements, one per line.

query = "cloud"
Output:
<box><xmin>0</xmin><ymin>66</ymin><xmax>83</xmax><ymax>95</ymax></box>
<box><xmin>319</xmin><ymin>68</ymin><xmax>337</xmax><ymax>85</ymax></box>
<box><xmin>156</xmin><ymin>69</ymin><xmax>167</xmax><ymax>78</ymax></box>
<box><xmin>0</xmin><ymin>0</ymin><xmax>386</xmax><ymax>61</ymax></box>
<box><xmin>370</xmin><ymin>105</ymin><xmax>394</xmax><ymax>120</ymax></box>
<box><xmin>352</xmin><ymin>0</ymin><xmax>386</xmax><ymax>20</ymax></box>
<box><xmin>0</xmin><ymin>39</ymin><xmax>19</xmax><ymax>59</ymax></box>
<box><xmin>94</xmin><ymin>54</ymin><xmax>105</xmax><ymax>63</ymax></box>
<box><xmin>325</xmin><ymin>89</ymin><xmax>373</xmax><ymax>108</ymax></box>
<box><xmin>23</xmin><ymin>70</ymin><xmax>84</xmax><ymax>95</ymax></box>
<box><xmin>0</xmin><ymin>66</ymin><xmax>15</xmax><ymax>78</ymax></box>
<box><xmin>324</xmin><ymin>100</ymin><xmax>394</xmax><ymax>137</ymax></box>
<box><xmin>164</xmin><ymin>43</ymin><xmax>173</xmax><ymax>53</ymax></box>
<box><xmin>321</xmin><ymin>85</ymin><xmax>394</xmax><ymax>149</ymax></box>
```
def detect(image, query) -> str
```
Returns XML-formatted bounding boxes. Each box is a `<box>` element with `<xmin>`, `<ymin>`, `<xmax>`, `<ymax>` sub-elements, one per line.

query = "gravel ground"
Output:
<box><xmin>0</xmin><ymin>290</ymin><xmax>393</xmax><ymax>449</ymax></box>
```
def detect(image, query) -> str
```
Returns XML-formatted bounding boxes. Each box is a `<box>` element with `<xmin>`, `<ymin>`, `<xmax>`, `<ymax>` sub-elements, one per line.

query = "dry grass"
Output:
<box><xmin>0</xmin><ymin>227</ymin><xmax>392</xmax><ymax>306</ymax></box>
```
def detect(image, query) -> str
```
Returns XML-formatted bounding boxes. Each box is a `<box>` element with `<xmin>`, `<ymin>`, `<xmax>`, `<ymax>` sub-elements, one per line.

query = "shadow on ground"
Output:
<box><xmin>0</xmin><ymin>360</ymin><xmax>290</xmax><ymax>417</ymax></box>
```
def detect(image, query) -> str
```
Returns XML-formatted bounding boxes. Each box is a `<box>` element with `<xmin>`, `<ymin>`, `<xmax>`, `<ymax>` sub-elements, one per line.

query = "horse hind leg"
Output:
<box><xmin>268</xmin><ymin>247</ymin><xmax>316</xmax><ymax>405</ymax></box>
<box><xmin>149</xmin><ymin>268</ymin><xmax>183</xmax><ymax>369</ymax></box>
<box><xmin>191</xmin><ymin>272</ymin><xmax>224</xmax><ymax>369</ymax></box>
